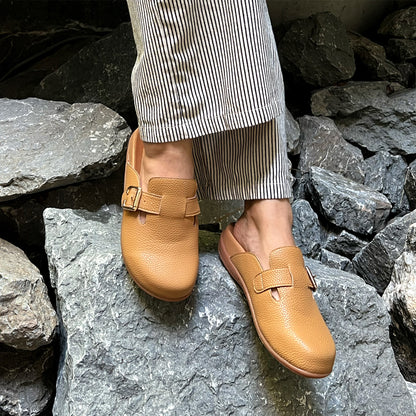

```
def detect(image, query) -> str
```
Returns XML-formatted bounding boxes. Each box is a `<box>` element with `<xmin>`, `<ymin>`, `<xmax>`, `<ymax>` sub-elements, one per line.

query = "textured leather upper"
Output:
<box><xmin>220</xmin><ymin>224</ymin><xmax>336</xmax><ymax>376</ymax></box>
<box><xmin>120</xmin><ymin>129</ymin><xmax>200</xmax><ymax>301</ymax></box>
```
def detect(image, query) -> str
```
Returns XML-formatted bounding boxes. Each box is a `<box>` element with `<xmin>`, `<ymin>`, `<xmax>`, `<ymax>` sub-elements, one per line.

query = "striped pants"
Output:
<box><xmin>126</xmin><ymin>0</ymin><xmax>293</xmax><ymax>201</ymax></box>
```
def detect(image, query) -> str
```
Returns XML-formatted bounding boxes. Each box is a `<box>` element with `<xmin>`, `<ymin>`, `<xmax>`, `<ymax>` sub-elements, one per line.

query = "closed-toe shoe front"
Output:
<box><xmin>120</xmin><ymin>129</ymin><xmax>200</xmax><ymax>302</ymax></box>
<box><xmin>219</xmin><ymin>224</ymin><xmax>336</xmax><ymax>378</ymax></box>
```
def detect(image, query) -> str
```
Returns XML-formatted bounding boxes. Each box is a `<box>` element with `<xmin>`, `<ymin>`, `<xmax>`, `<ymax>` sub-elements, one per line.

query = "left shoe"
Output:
<box><xmin>218</xmin><ymin>223</ymin><xmax>336</xmax><ymax>378</ymax></box>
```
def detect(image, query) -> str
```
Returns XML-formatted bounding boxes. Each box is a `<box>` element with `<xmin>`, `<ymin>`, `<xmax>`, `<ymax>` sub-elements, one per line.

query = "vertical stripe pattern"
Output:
<box><xmin>126</xmin><ymin>0</ymin><xmax>293</xmax><ymax>200</ymax></box>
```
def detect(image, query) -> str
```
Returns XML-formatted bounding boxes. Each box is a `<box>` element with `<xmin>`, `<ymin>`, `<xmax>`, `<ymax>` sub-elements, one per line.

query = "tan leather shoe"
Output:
<box><xmin>120</xmin><ymin>129</ymin><xmax>200</xmax><ymax>302</ymax></box>
<box><xmin>218</xmin><ymin>223</ymin><xmax>336</xmax><ymax>378</ymax></box>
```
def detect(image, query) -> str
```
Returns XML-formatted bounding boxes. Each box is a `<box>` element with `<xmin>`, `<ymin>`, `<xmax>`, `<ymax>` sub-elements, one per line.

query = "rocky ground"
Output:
<box><xmin>1</xmin><ymin>3</ymin><xmax>416</xmax><ymax>415</ymax></box>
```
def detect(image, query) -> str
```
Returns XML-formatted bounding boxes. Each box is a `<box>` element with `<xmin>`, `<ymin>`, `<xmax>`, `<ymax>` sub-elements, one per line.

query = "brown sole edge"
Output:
<box><xmin>218</xmin><ymin>233</ymin><xmax>331</xmax><ymax>379</ymax></box>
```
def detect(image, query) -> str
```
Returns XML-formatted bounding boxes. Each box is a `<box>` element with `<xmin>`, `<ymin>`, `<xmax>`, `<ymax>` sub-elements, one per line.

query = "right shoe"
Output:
<box><xmin>218</xmin><ymin>223</ymin><xmax>336</xmax><ymax>378</ymax></box>
<box><xmin>120</xmin><ymin>129</ymin><xmax>200</xmax><ymax>302</ymax></box>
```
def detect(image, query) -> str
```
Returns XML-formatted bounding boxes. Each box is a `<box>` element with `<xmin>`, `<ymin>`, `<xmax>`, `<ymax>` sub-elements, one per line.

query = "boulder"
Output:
<box><xmin>297</xmin><ymin>115</ymin><xmax>365</xmax><ymax>183</ymax></box>
<box><xmin>364</xmin><ymin>151</ymin><xmax>409</xmax><ymax>214</ymax></box>
<box><xmin>0</xmin><ymin>238</ymin><xmax>57</xmax><ymax>350</ymax></box>
<box><xmin>278</xmin><ymin>12</ymin><xmax>355</xmax><ymax>87</ymax></box>
<box><xmin>307</xmin><ymin>166</ymin><xmax>391</xmax><ymax>235</ymax></box>
<box><xmin>310</xmin><ymin>80</ymin><xmax>405</xmax><ymax>117</ymax></box>
<box><xmin>35</xmin><ymin>22</ymin><xmax>136</xmax><ymax>120</ymax></box>
<box><xmin>383</xmin><ymin>223</ymin><xmax>416</xmax><ymax>381</ymax></box>
<box><xmin>0</xmin><ymin>97</ymin><xmax>131</xmax><ymax>202</ymax></box>
<box><xmin>43</xmin><ymin>205</ymin><xmax>414</xmax><ymax>415</ymax></box>
<box><xmin>353</xmin><ymin>209</ymin><xmax>416</xmax><ymax>294</ymax></box>
<box><xmin>348</xmin><ymin>31</ymin><xmax>404</xmax><ymax>83</ymax></box>
<box><xmin>386</xmin><ymin>38</ymin><xmax>416</xmax><ymax>63</ymax></box>
<box><xmin>292</xmin><ymin>198</ymin><xmax>322</xmax><ymax>258</ymax></box>
<box><xmin>405</xmin><ymin>160</ymin><xmax>416</xmax><ymax>210</ymax></box>
<box><xmin>285</xmin><ymin>107</ymin><xmax>301</xmax><ymax>155</ymax></box>
<box><xmin>320</xmin><ymin>248</ymin><xmax>353</xmax><ymax>272</ymax></box>
<box><xmin>0</xmin><ymin>344</ymin><xmax>55</xmax><ymax>416</ymax></box>
<box><xmin>324</xmin><ymin>230</ymin><xmax>368</xmax><ymax>259</ymax></box>
<box><xmin>378</xmin><ymin>6</ymin><xmax>416</xmax><ymax>39</ymax></box>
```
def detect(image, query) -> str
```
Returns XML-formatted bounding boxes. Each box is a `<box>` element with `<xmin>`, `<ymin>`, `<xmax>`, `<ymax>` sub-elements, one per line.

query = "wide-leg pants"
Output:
<box><xmin>126</xmin><ymin>0</ymin><xmax>294</xmax><ymax>201</ymax></box>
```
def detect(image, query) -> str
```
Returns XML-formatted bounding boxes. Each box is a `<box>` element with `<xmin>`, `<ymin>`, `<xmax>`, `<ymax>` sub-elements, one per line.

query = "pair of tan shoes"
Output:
<box><xmin>120</xmin><ymin>129</ymin><xmax>336</xmax><ymax>378</ymax></box>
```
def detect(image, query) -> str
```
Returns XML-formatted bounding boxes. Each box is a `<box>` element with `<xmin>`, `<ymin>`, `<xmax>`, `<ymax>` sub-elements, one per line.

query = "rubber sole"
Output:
<box><xmin>218</xmin><ymin>232</ymin><xmax>331</xmax><ymax>379</ymax></box>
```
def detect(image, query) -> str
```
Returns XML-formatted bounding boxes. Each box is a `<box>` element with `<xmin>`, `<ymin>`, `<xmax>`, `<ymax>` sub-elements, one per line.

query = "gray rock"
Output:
<box><xmin>335</xmin><ymin>87</ymin><xmax>416</xmax><ymax>155</ymax></box>
<box><xmin>353</xmin><ymin>209</ymin><xmax>416</xmax><ymax>294</ymax></box>
<box><xmin>0</xmin><ymin>97</ymin><xmax>131</xmax><ymax>202</ymax></box>
<box><xmin>405</xmin><ymin>160</ymin><xmax>416</xmax><ymax>210</ymax></box>
<box><xmin>320</xmin><ymin>248</ymin><xmax>353</xmax><ymax>272</ymax></box>
<box><xmin>297</xmin><ymin>115</ymin><xmax>365</xmax><ymax>183</ymax></box>
<box><xmin>278</xmin><ymin>12</ymin><xmax>355</xmax><ymax>87</ymax></box>
<box><xmin>285</xmin><ymin>107</ymin><xmax>301</xmax><ymax>155</ymax></box>
<box><xmin>348</xmin><ymin>31</ymin><xmax>404</xmax><ymax>83</ymax></box>
<box><xmin>407</xmin><ymin>382</ymin><xmax>416</xmax><ymax>409</ymax></box>
<box><xmin>35</xmin><ymin>22</ymin><xmax>136</xmax><ymax>120</ymax></box>
<box><xmin>378</xmin><ymin>6</ymin><xmax>416</xmax><ymax>39</ymax></box>
<box><xmin>292</xmin><ymin>198</ymin><xmax>322</xmax><ymax>258</ymax></box>
<box><xmin>324</xmin><ymin>230</ymin><xmax>369</xmax><ymax>259</ymax></box>
<box><xmin>198</xmin><ymin>200</ymin><xmax>243</xmax><ymax>230</ymax></box>
<box><xmin>386</xmin><ymin>38</ymin><xmax>416</xmax><ymax>62</ymax></box>
<box><xmin>364</xmin><ymin>151</ymin><xmax>409</xmax><ymax>213</ymax></box>
<box><xmin>310</xmin><ymin>80</ymin><xmax>405</xmax><ymax>117</ymax></box>
<box><xmin>307</xmin><ymin>166</ymin><xmax>391</xmax><ymax>235</ymax></box>
<box><xmin>383</xmin><ymin>223</ymin><xmax>416</xmax><ymax>381</ymax></box>
<box><xmin>0</xmin><ymin>344</ymin><xmax>55</xmax><ymax>416</ymax></box>
<box><xmin>0</xmin><ymin>238</ymin><xmax>57</xmax><ymax>350</ymax></box>
<box><xmin>43</xmin><ymin>205</ymin><xmax>414</xmax><ymax>416</ymax></box>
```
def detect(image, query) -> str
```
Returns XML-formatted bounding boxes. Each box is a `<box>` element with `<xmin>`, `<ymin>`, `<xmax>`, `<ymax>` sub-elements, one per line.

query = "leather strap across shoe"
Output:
<box><xmin>120</xmin><ymin>129</ymin><xmax>200</xmax><ymax>302</ymax></box>
<box><xmin>218</xmin><ymin>223</ymin><xmax>336</xmax><ymax>378</ymax></box>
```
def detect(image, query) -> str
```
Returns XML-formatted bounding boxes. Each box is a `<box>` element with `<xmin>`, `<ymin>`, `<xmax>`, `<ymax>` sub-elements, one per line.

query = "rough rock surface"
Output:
<box><xmin>35</xmin><ymin>22</ymin><xmax>136</xmax><ymax>120</ymax></box>
<box><xmin>320</xmin><ymin>248</ymin><xmax>353</xmax><ymax>272</ymax></box>
<box><xmin>297</xmin><ymin>115</ymin><xmax>365</xmax><ymax>183</ymax></box>
<box><xmin>383</xmin><ymin>223</ymin><xmax>416</xmax><ymax>381</ymax></box>
<box><xmin>386</xmin><ymin>38</ymin><xmax>416</xmax><ymax>63</ymax></box>
<box><xmin>278</xmin><ymin>12</ymin><xmax>355</xmax><ymax>87</ymax></box>
<box><xmin>292</xmin><ymin>199</ymin><xmax>322</xmax><ymax>258</ymax></box>
<box><xmin>44</xmin><ymin>205</ymin><xmax>414</xmax><ymax>416</ymax></box>
<box><xmin>310</xmin><ymin>80</ymin><xmax>405</xmax><ymax>117</ymax></box>
<box><xmin>334</xmin><ymin>87</ymin><xmax>416</xmax><ymax>155</ymax></box>
<box><xmin>353</xmin><ymin>209</ymin><xmax>416</xmax><ymax>294</ymax></box>
<box><xmin>349</xmin><ymin>31</ymin><xmax>403</xmax><ymax>82</ymax></box>
<box><xmin>0</xmin><ymin>97</ymin><xmax>131</xmax><ymax>202</ymax></box>
<box><xmin>0</xmin><ymin>344</ymin><xmax>56</xmax><ymax>416</ymax></box>
<box><xmin>285</xmin><ymin>107</ymin><xmax>301</xmax><ymax>155</ymax></box>
<box><xmin>324</xmin><ymin>230</ymin><xmax>368</xmax><ymax>259</ymax></box>
<box><xmin>307</xmin><ymin>166</ymin><xmax>391</xmax><ymax>235</ymax></box>
<box><xmin>405</xmin><ymin>159</ymin><xmax>416</xmax><ymax>210</ymax></box>
<box><xmin>378</xmin><ymin>6</ymin><xmax>416</xmax><ymax>40</ymax></box>
<box><xmin>0</xmin><ymin>238</ymin><xmax>57</xmax><ymax>350</ymax></box>
<box><xmin>198</xmin><ymin>200</ymin><xmax>243</xmax><ymax>231</ymax></box>
<box><xmin>364</xmin><ymin>151</ymin><xmax>409</xmax><ymax>213</ymax></box>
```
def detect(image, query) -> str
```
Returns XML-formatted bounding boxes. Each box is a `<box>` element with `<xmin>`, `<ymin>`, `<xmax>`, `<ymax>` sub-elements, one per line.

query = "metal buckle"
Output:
<box><xmin>122</xmin><ymin>186</ymin><xmax>141</xmax><ymax>211</ymax></box>
<box><xmin>305</xmin><ymin>266</ymin><xmax>318</xmax><ymax>291</ymax></box>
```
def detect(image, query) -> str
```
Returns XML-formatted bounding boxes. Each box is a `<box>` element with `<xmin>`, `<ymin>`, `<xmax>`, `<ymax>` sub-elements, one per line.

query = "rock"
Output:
<box><xmin>383</xmin><ymin>223</ymin><xmax>416</xmax><ymax>381</ymax></box>
<box><xmin>364</xmin><ymin>151</ymin><xmax>409</xmax><ymax>214</ymax></box>
<box><xmin>285</xmin><ymin>107</ymin><xmax>301</xmax><ymax>155</ymax></box>
<box><xmin>386</xmin><ymin>38</ymin><xmax>416</xmax><ymax>63</ymax></box>
<box><xmin>396</xmin><ymin>62</ymin><xmax>416</xmax><ymax>89</ymax></box>
<box><xmin>378</xmin><ymin>6</ymin><xmax>416</xmax><ymax>40</ymax></box>
<box><xmin>0</xmin><ymin>97</ymin><xmax>131</xmax><ymax>202</ymax></box>
<box><xmin>407</xmin><ymin>382</ymin><xmax>416</xmax><ymax>409</ymax></box>
<box><xmin>0</xmin><ymin>344</ymin><xmax>55</xmax><ymax>416</ymax></box>
<box><xmin>353</xmin><ymin>209</ymin><xmax>416</xmax><ymax>294</ymax></box>
<box><xmin>0</xmin><ymin>238</ymin><xmax>57</xmax><ymax>350</ymax></box>
<box><xmin>348</xmin><ymin>31</ymin><xmax>404</xmax><ymax>83</ymax></box>
<box><xmin>198</xmin><ymin>230</ymin><xmax>220</xmax><ymax>253</ymax></box>
<box><xmin>307</xmin><ymin>166</ymin><xmax>391</xmax><ymax>235</ymax></box>
<box><xmin>320</xmin><ymin>248</ymin><xmax>354</xmax><ymax>272</ymax></box>
<box><xmin>43</xmin><ymin>205</ymin><xmax>414</xmax><ymax>415</ymax></box>
<box><xmin>310</xmin><ymin>80</ymin><xmax>405</xmax><ymax>117</ymax></box>
<box><xmin>278</xmin><ymin>12</ymin><xmax>355</xmax><ymax>87</ymax></box>
<box><xmin>324</xmin><ymin>230</ymin><xmax>368</xmax><ymax>259</ymax></box>
<box><xmin>292</xmin><ymin>199</ymin><xmax>322</xmax><ymax>258</ymax></box>
<box><xmin>35</xmin><ymin>22</ymin><xmax>136</xmax><ymax>121</ymax></box>
<box><xmin>297</xmin><ymin>115</ymin><xmax>365</xmax><ymax>183</ymax></box>
<box><xmin>335</xmin><ymin>87</ymin><xmax>416</xmax><ymax>155</ymax></box>
<box><xmin>405</xmin><ymin>160</ymin><xmax>416</xmax><ymax>210</ymax></box>
<box><xmin>198</xmin><ymin>200</ymin><xmax>243</xmax><ymax>231</ymax></box>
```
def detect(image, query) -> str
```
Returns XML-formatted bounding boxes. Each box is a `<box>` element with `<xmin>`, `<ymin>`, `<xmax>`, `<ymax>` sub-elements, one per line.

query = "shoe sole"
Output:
<box><xmin>218</xmin><ymin>232</ymin><xmax>331</xmax><ymax>379</ymax></box>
